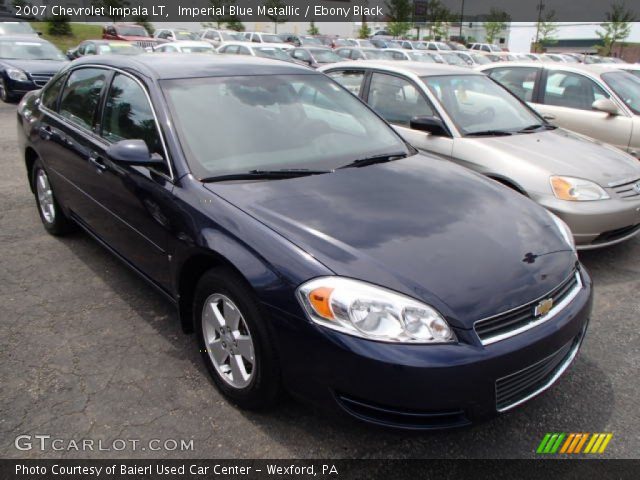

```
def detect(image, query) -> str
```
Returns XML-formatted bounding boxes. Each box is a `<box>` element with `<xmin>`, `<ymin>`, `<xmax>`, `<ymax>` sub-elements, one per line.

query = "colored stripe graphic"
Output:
<box><xmin>537</xmin><ymin>433</ymin><xmax>613</xmax><ymax>454</ymax></box>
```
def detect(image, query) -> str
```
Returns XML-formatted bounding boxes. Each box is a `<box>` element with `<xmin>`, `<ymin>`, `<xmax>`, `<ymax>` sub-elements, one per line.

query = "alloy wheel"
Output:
<box><xmin>201</xmin><ymin>293</ymin><xmax>255</xmax><ymax>389</ymax></box>
<box><xmin>36</xmin><ymin>169</ymin><xmax>55</xmax><ymax>224</ymax></box>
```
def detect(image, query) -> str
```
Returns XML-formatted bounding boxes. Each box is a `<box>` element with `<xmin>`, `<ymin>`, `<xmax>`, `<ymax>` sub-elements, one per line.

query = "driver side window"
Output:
<box><xmin>368</xmin><ymin>73</ymin><xmax>436</xmax><ymax>126</ymax></box>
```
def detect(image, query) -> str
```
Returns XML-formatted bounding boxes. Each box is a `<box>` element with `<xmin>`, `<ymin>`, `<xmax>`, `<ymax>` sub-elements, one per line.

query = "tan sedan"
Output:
<box><xmin>477</xmin><ymin>62</ymin><xmax>640</xmax><ymax>158</ymax></box>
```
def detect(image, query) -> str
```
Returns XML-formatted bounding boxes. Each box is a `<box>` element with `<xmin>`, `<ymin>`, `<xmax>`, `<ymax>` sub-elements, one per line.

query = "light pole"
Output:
<box><xmin>534</xmin><ymin>0</ymin><xmax>545</xmax><ymax>52</ymax></box>
<box><xmin>459</xmin><ymin>0</ymin><xmax>465</xmax><ymax>39</ymax></box>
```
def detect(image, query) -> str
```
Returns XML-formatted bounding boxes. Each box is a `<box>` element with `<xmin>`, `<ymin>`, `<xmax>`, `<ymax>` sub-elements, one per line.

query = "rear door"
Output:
<box><xmin>534</xmin><ymin>68</ymin><xmax>633</xmax><ymax>151</ymax></box>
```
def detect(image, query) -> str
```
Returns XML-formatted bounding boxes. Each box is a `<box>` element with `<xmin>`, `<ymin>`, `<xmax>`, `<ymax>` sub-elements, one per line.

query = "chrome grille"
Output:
<box><xmin>135</xmin><ymin>40</ymin><xmax>159</xmax><ymax>50</ymax></box>
<box><xmin>29</xmin><ymin>73</ymin><xmax>54</xmax><ymax>87</ymax></box>
<box><xmin>610</xmin><ymin>178</ymin><xmax>640</xmax><ymax>199</ymax></box>
<box><xmin>495</xmin><ymin>332</ymin><xmax>582</xmax><ymax>412</ymax></box>
<box><xmin>474</xmin><ymin>271</ymin><xmax>581</xmax><ymax>345</ymax></box>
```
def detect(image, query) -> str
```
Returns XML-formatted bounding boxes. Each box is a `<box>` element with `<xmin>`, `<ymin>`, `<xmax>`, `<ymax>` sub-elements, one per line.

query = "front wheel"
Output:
<box><xmin>0</xmin><ymin>77</ymin><xmax>14</xmax><ymax>103</ymax></box>
<box><xmin>194</xmin><ymin>268</ymin><xmax>281</xmax><ymax>410</ymax></box>
<box><xmin>32</xmin><ymin>159</ymin><xmax>74</xmax><ymax>235</ymax></box>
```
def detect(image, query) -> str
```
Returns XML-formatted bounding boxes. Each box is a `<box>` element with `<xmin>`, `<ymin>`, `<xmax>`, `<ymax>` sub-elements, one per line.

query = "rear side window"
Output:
<box><xmin>543</xmin><ymin>71</ymin><xmax>610</xmax><ymax>110</ymax></box>
<box><xmin>488</xmin><ymin>67</ymin><xmax>538</xmax><ymax>102</ymax></box>
<box><xmin>59</xmin><ymin>68</ymin><xmax>108</xmax><ymax>130</ymax></box>
<box><xmin>41</xmin><ymin>74</ymin><xmax>66</xmax><ymax>110</ymax></box>
<box><xmin>102</xmin><ymin>74</ymin><xmax>164</xmax><ymax>165</ymax></box>
<box><xmin>368</xmin><ymin>73</ymin><xmax>435</xmax><ymax>126</ymax></box>
<box><xmin>327</xmin><ymin>70</ymin><xmax>365</xmax><ymax>96</ymax></box>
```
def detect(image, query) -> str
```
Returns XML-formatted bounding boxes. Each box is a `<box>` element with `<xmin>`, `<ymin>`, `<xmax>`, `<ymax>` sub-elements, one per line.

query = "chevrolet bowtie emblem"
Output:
<box><xmin>535</xmin><ymin>298</ymin><xmax>554</xmax><ymax>317</ymax></box>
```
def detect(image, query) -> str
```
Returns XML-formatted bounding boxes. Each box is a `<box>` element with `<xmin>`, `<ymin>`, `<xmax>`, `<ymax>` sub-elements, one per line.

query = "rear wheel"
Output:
<box><xmin>194</xmin><ymin>268</ymin><xmax>281</xmax><ymax>410</ymax></box>
<box><xmin>32</xmin><ymin>159</ymin><xmax>74</xmax><ymax>235</ymax></box>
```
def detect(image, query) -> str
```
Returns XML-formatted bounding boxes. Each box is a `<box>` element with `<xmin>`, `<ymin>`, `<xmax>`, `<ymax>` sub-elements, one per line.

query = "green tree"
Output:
<box><xmin>134</xmin><ymin>16</ymin><xmax>154</xmax><ymax>35</ymax></box>
<box><xmin>358</xmin><ymin>23</ymin><xmax>371</xmax><ymax>39</ymax></box>
<box><xmin>307</xmin><ymin>21</ymin><xmax>319</xmax><ymax>35</ymax></box>
<box><xmin>597</xmin><ymin>1</ymin><xmax>635</xmax><ymax>56</ymax></box>
<box><xmin>426</xmin><ymin>0</ymin><xmax>452</xmax><ymax>40</ymax></box>
<box><xmin>534</xmin><ymin>10</ymin><xmax>558</xmax><ymax>52</ymax></box>
<box><xmin>483</xmin><ymin>8</ymin><xmax>510</xmax><ymax>44</ymax></box>
<box><xmin>92</xmin><ymin>0</ymin><xmax>131</xmax><ymax>21</ymax></box>
<box><xmin>206</xmin><ymin>0</ymin><xmax>236</xmax><ymax>28</ymax></box>
<box><xmin>225</xmin><ymin>18</ymin><xmax>245</xmax><ymax>32</ymax></box>
<box><xmin>46</xmin><ymin>15</ymin><xmax>71</xmax><ymax>36</ymax></box>
<box><xmin>385</xmin><ymin>0</ymin><xmax>412</xmax><ymax>38</ymax></box>
<box><xmin>263</xmin><ymin>0</ymin><xmax>288</xmax><ymax>33</ymax></box>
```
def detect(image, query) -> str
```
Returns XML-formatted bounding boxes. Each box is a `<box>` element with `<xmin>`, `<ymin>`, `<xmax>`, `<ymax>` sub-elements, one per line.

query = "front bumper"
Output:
<box><xmin>267</xmin><ymin>268</ymin><xmax>592</xmax><ymax>429</ymax></box>
<box><xmin>535</xmin><ymin>194</ymin><xmax>640</xmax><ymax>249</ymax></box>
<box><xmin>5</xmin><ymin>78</ymin><xmax>39</xmax><ymax>97</ymax></box>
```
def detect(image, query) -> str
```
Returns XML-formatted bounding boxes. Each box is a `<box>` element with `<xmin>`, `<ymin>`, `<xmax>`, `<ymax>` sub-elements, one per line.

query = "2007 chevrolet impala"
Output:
<box><xmin>17</xmin><ymin>54</ymin><xmax>592</xmax><ymax>429</ymax></box>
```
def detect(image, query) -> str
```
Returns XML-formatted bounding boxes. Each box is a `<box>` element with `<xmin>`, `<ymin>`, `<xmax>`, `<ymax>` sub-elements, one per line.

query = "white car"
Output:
<box><xmin>469</xmin><ymin>43</ymin><xmax>503</xmax><ymax>53</ymax></box>
<box><xmin>243</xmin><ymin>32</ymin><xmax>287</xmax><ymax>44</ymax></box>
<box><xmin>199</xmin><ymin>29</ymin><xmax>244</xmax><ymax>47</ymax></box>
<box><xmin>154</xmin><ymin>41</ymin><xmax>215</xmax><ymax>54</ymax></box>
<box><xmin>217</xmin><ymin>42</ymin><xmax>298</xmax><ymax>63</ymax></box>
<box><xmin>153</xmin><ymin>28</ymin><xmax>199</xmax><ymax>42</ymax></box>
<box><xmin>414</xmin><ymin>41</ymin><xmax>453</xmax><ymax>52</ymax></box>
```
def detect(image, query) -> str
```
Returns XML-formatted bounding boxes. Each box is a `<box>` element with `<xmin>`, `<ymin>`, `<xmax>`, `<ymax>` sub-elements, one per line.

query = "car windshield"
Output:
<box><xmin>423</xmin><ymin>75</ymin><xmax>542</xmax><ymax>135</ymax></box>
<box><xmin>175</xmin><ymin>31</ymin><xmax>199</xmax><ymax>40</ymax></box>
<box><xmin>357</xmin><ymin>40</ymin><xmax>373</xmax><ymax>47</ymax></box>
<box><xmin>0</xmin><ymin>22</ymin><xmax>36</xmax><ymax>35</ymax></box>
<box><xmin>489</xmin><ymin>44</ymin><xmax>502</xmax><ymax>52</ymax></box>
<box><xmin>336</xmin><ymin>39</ymin><xmax>357</xmax><ymax>47</ymax></box>
<box><xmin>161</xmin><ymin>74</ymin><xmax>408</xmax><ymax>177</ymax></box>
<box><xmin>301</xmin><ymin>37</ymin><xmax>323</xmax><ymax>46</ymax></box>
<box><xmin>471</xmin><ymin>53</ymin><xmax>491</xmax><ymax>64</ymax></box>
<box><xmin>98</xmin><ymin>43</ymin><xmax>143</xmax><ymax>55</ymax></box>
<box><xmin>602</xmin><ymin>71</ymin><xmax>640</xmax><ymax>115</ymax></box>
<box><xmin>362</xmin><ymin>49</ymin><xmax>389</xmax><ymax>60</ymax></box>
<box><xmin>181</xmin><ymin>45</ymin><xmax>215</xmax><ymax>53</ymax></box>
<box><xmin>386</xmin><ymin>41</ymin><xmax>403</xmax><ymax>48</ymax></box>
<box><xmin>0</xmin><ymin>40</ymin><xmax>65</xmax><ymax>60</ymax></box>
<box><xmin>407</xmin><ymin>52</ymin><xmax>438</xmax><ymax>63</ymax></box>
<box><xmin>254</xmin><ymin>47</ymin><xmax>291</xmax><ymax>61</ymax></box>
<box><xmin>309</xmin><ymin>48</ymin><xmax>342</xmax><ymax>63</ymax></box>
<box><xmin>435</xmin><ymin>42</ymin><xmax>452</xmax><ymax>51</ymax></box>
<box><xmin>116</xmin><ymin>26</ymin><xmax>149</xmax><ymax>37</ymax></box>
<box><xmin>221</xmin><ymin>31</ymin><xmax>242</xmax><ymax>41</ymax></box>
<box><xmin>440</xmin><ymin>53</ymin><xmax>467</xmax><ymax>66</ymax></box>
<box><xmin>261</xmin><ymin>34</ymin><xmax>284</xmax><ymax>43</ymax></box>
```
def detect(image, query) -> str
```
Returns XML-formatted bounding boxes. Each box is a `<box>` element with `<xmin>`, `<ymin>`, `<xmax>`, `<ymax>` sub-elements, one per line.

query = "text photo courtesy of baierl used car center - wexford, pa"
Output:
<box><xmin>1</xmin><ymin>0</ymin><xmax>640</xmax><ymax>479</ymax></box>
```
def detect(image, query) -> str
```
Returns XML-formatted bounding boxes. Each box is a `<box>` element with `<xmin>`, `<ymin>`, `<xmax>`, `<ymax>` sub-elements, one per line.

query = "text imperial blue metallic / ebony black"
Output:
<box><xmin>16</xmin><ymin>54</ymin><xmax>592</xmax><ymax>429</ymax></box>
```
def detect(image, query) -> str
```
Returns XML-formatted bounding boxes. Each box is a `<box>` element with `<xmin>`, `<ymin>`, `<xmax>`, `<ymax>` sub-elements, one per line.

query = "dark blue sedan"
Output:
<box><xmin>16</xmin><ymin>54</ymin><xmax>592</xmax><ymax>429</ymax></box>
<box><xmin>0</xmin><ymin>36</ymin><xmax>68</xmax><ymax>102</ymax></box>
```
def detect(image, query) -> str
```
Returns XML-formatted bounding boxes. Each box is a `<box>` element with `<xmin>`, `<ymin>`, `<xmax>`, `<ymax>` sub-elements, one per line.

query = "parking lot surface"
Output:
<box><xmin>0</xmin><ymin>100</ymin><xmax>638</xmax><ymax>459</ymax></box>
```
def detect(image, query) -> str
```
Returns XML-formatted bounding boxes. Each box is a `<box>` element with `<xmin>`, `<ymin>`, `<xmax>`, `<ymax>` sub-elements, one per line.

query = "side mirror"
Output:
<box><xmin>592</xmin><ymin>98</ymin><xmax>620</xmax><ymax>115</ymax></box>
<box><xmin>106</xmin><ymin>139</ymin><xmax>165</xmax><ymax>167</ymax></box>
<box><xmin>410</xmin><ymin>116</ymin><xmax>449</xmax><ymax>136</ymax></box>
<box><xmin>36</xmin><ymin>31</ymin><xmax>43</xmax><ymax>36</ymax></box>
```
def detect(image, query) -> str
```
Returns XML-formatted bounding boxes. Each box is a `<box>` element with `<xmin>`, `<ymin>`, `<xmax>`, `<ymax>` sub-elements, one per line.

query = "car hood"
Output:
<box><xmin>467</xmin><ymin>128</ymin><xmax>640</xmax><ymax>185</ymax></box>
<box><xmin>3</xmin><ymin>59</ymin><xmax>68</xmax><ymax>75</ymax></box>
<box><xmin>204</xmin><ymin>155</ymin><xmax>577</xmax><ymax>329</ymax></box>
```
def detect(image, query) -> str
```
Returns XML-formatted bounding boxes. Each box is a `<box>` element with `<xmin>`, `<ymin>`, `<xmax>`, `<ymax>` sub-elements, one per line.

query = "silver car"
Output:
<box><xmin>478</xmin><ymin>62</ymin><xmax>640</xmax><ymax>158</ymax></box>
<box><xmin>320</xmin><ymin>61</ymin><xmax>640</xmax><ymax>249</ymax></box>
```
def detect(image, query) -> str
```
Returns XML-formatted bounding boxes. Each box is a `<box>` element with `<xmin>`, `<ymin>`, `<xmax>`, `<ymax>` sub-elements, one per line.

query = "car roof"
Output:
<box><xmin>0</xmin><ymin>35</ymin><xmax>52</xmax><ymax>43</ymax></box>
<box><xmin>321</xmin><ymin>60</ymin><xmax>480</xmax><ymax>77</ymax></box>
<box><xmin>159</xmin><ymin>41</ymin><xmax>212</xmax><ymax>48</ymax></box>
<box><xmin>476</xmin><ymin>61</ymin><xmax>622</xmax><ymax>76</ymax></box>
<box><xmin>71</xmin><ymin>53</ymin><xmax>314</xmax><ymax>79</ymax></box>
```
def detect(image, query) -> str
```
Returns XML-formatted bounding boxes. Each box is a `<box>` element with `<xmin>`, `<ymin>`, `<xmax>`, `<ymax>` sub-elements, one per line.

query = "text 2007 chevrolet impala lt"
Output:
<box><xmin>17</xmin><ymin>55</ymin><xmax>592</xmax><ymax>429</ymax></box>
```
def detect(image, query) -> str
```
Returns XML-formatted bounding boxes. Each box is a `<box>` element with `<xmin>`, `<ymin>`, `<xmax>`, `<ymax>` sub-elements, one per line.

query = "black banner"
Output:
<box><xmin>2</xmin><ymin>459</ymin><xmax>640</xmax><ymax>480</ymax></box>
<box><xmin>2</xmin><ymin>0</ymin><xmax>639</xmax><ymax>23</ymax></box>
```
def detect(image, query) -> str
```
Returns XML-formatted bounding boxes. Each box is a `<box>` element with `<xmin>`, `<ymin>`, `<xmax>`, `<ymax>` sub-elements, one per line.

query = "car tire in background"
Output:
<box><xmin>32</xmin><ymin>159</ymin><xmax>75</xmax><ymax>235</ymax></box>
<box><xmin>0</xmin><ymin>77</ymin><xmax>15</xmax><ymax>103</ymax></box>
<box><xmin>194</xmin><ymin>268</ymin><xmax>281</xmax><ymax>410</ymax></box>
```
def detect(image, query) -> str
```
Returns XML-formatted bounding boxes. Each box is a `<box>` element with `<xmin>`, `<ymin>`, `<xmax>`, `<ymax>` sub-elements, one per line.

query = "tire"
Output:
<box><xmin>32</xmin><ymin>159</ymin><xmax>74</xmax><ymax>235</ymax></box>
<box><xmin>194</xmin><ymin>268</ymin><xmax>281</xmax><ymax>410</ymax></box>
<box><xmin>0</xmin><ymin>77</ymin><xmax>14</xmax><ymax>103</ymax></box>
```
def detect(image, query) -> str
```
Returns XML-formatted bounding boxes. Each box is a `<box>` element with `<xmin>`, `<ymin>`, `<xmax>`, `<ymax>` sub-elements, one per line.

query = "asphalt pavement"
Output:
<box><xmin>0</xmin><ymin>100</ymin><xmax>638</xmax><ymax>459</ymax></box>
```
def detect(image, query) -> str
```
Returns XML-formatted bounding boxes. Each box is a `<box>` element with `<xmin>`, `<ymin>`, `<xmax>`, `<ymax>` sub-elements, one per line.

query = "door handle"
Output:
<box><xmin>39</xmin><ymin>125</ymin><xmax>53</xmax><ymax>140</ymax></box>
<box><xmin>542</xmin><ymin>114</ymin><xmax>556</xmax><ymax>120</ymax></box>
<box><xmin>88</xmin><ymin>153</ymin><xmax>107</xmax><ymax>172</ymax></box>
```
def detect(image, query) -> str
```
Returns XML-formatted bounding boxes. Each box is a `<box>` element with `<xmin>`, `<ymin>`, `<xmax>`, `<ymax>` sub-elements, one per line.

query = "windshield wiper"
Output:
<box><xmin>339</xmin><ymin>152</ymin><xmax>408</xmax><ymax>169</ymax></box>
<box><xmin>517</xmin><ymin>123</ymin><xmax>558</xmax><ymax>133</ymax></box>
<box><xmin>200</xmin><ymin>169</ymin><xmax>333</xmax><ymax>183</ymax></box>
<box><xmin>466</xmin><ymin>130</ymin><xmax>514</xmax><ymax>137</ymax></box>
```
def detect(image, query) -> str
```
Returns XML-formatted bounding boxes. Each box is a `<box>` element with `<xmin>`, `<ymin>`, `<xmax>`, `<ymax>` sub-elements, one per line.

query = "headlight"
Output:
<box><xmin>297</xmin><ymin>277</ymin><xmax>456</xmax><ymax>343</ymax></box>
<box><xmin>550</xmin><ymin>176</ymin><xmax>609</xmax><ymax>201</ymax></box>
<box><xmin>6</xmin><ymin>68</ymin><xmax>28</xmax><ymax>82</ymax></box>
<box><xmin>548</xmin><ymin>211</ymin><xmax>576</xmax><ymax>252</ymax></box>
